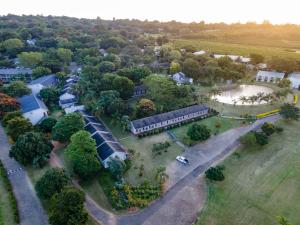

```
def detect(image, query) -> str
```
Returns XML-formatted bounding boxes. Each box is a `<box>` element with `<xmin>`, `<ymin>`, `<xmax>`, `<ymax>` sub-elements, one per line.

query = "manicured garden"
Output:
<box><xmin>197</xmin><ymin>120</ymin><xmax>300</xmax><ymax>225</ymax></box>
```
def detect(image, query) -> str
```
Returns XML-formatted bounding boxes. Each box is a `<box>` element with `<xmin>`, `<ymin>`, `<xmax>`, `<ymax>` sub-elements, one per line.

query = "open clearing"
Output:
<box><xmin>174</xmin><ymin>39</ymin><xmax>300</xmax><ymax>60</ymax></box>
<box><xmin>197</xmin><ymin>119</ymin><xmax>300</xmax><ymax>225</ymax></box>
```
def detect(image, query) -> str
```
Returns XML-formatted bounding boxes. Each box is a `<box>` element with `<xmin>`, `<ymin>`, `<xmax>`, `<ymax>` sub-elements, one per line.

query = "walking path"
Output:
<box><xmin>0</xmin><ymin>125</ymin><xmax>48</xmax><ymax>225</ymax></box>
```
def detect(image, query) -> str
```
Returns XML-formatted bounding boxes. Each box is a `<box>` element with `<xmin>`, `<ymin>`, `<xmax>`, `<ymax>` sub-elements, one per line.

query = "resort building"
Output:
<box><xmin>172</xmin><ymin>72</ymin><xmax>193</xmax><ymax>85</ymax></box>
<box><xmin>130</xmin><ymin>104</ymin><xmax>209</xmax><ymax>135</ymax></box>
<box><xmin>0</xmin><ymin>68</ymin><xmax>32</xmax><ymax>83</ymax></box>
<box><xmin>59</xmin><ymin>92</ymin><xmax>77</xmax><ymax>109</ymax></box>
<box><xmin>28</xmin><ymin>74</ymin><xmax>58</xmax><ymax>94</ymax></box>
<box><xmin>78</xmin><ymin>110</ymin><xmax>127</xmax><ymax>168</ymax></box>
<box><xmin>18</xmin><ymin>94</ymin><xmax>48</xmax><ymax>125</ymax></box>
<box><xmin>256</xmin><ymin>70</ymin><xmax>285</xmax><ymax>83</ymax></box>
<box><xmin>288</xmin><ymin>72</ymin><xmax>300</xmax><ymax>89</ymax></box>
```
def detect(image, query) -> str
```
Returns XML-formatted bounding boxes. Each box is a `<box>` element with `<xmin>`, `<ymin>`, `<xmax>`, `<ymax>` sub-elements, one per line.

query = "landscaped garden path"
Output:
<box><xmin>0</xmin><ymin>125</ymin><xmax>49</xmax><ymax>225</ymax></box>
<box><xmin>81</xmin><ymin>114</ymin><xmax>280</xmax><ymax>225</ymax></box>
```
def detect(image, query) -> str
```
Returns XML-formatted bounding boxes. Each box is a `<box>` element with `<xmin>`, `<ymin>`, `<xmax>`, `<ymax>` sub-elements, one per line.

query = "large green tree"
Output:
<box><xmin>7</xmin><ymin>116</ymin><xmax>33</xmax><ymax>142</ymax></box>
<box><xmin>10</xmin><ymin>131</ymin><xmax>53</xmax><ymax>167</ymax></box>
<box><xmin>18</xmin><ymin>52</ymin><xmax>43</xmax><ymax>68</ymax></box>
<box><xmin>49</xmin><ymin>186</ymin><xmax>88</xmax><ymax>225</ymax></box>
<box><xmin>280</xmin><ymin>103</ymin><xmax>300</xmax><ymax>121</ymax></box>
<box><xmin>52</xmin><ymin>113</ymin><xmax>84</xmax><ymax>143</ymax></box>
<box><xmin>182</xmin><ymin>58</ymin><xmax>200</xmax><ymax>80</ymax></box>
<box><xmin>32</xmin><ymin>67</ymin><xmax>52</xmax><ymax>79</ymax></box>
<box><xmin>2</xmin><ymin>38</ymin><xmax>24</xmax><ymax>56</ymax></box>
<box><xmin>57</xmin><ymin>48</ymin><xmax>73</xmax><ymax>65</ymax></box>
<box><xmin>40</xmin><ymin>87</ymin><xmax>59</xmax><ymax>108</ymax></box>
<box><xmin>65</xmin><ymin>130</ymin><xmax>100</xmax><ymax>179</ymax></box>
<box><xmin>187</xmin><ymin>124</ymin><xmax>211</xmax><ymax>142</ymax></box>
<box><xmin>107</xmin><ymin>157</ymin><xmax>126</xmax><ymax>181</ymax></box>
<box><xmin>112</xmin><ymin>76</ymin><xmax>134</xmax><ymax>99</ymax></box>
<box><xmin>35</xmin><ymin>168</ymin><xmax>70</xmax><ymax>199</ymax></box>
<box><xmin>2</xmin><ymin>81</ymin><xmax>31</xmax><ymax>97</ymax></box>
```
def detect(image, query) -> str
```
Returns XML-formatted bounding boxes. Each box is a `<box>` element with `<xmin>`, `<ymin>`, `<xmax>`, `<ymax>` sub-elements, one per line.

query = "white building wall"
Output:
<box><xmin>28</xmin><ymin>84</ymin><xmax>44</xmax><ymax>94</ymax></box>
<box><xmin>103</xmin><ymin>152</ymin><xmax>127</xmax><ymax>168</ymax></box>
<box><xmin>289</xmin><ymin>77</ymin><xmax>300</xmax><ymax>89</ymax></box>
<box><xmin>23</xmin><ymin>108</ymin><xmax>48</xmax><ymax>125</ymax></box>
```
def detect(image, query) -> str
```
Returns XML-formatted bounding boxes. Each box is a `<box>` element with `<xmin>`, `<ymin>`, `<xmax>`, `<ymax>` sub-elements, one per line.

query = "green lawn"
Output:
<box><xmin>0</xmin><ymin>177</ymin><xmax>15</xmax><ymax>225</ymax></box>
<box><xmin>171</xmin><ymin>116</ymin><xmax>243</xmax><ymax>145</ymax></box>
<box><xmin>121</xmin><ymin>133</ymin><xmax>184</xmax><ymax>185</ymax></box>
<box><xmin>197</xmin><ymin>119</ymin><xmax>300</xmax><ymax>225</ymax></box>
<box><xmin>174</xmin><ymin>39</ymin><xmax>300</xmax><ymax>60</ymax></box>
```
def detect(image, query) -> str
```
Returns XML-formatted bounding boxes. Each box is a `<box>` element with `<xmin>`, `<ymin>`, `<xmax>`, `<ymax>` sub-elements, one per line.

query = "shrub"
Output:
<box><xmin>254</xmin><ymin>132</ymin><xmax>269</xmax><ymax>146</ymax></box>
<box><xmin>205</xmin><ymin>166</ymin><xmax>225</xmax><ymax>181</ymax></box>
<box><xmin>261</xmin><ymin>122</ymin><xmax>276</xmax><ymax>136</ymax></box>
<box><xmin>239</xmin><ymin>132</ymin><xmax>257</xmax><ymax>146</ymax></box>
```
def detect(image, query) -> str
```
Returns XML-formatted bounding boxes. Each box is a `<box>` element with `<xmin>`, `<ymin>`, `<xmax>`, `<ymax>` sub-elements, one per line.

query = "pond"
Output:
<box><xmin>212</xmin><ymin>85</ymin><xmax>274</xmax><ymax>105</ymax></box>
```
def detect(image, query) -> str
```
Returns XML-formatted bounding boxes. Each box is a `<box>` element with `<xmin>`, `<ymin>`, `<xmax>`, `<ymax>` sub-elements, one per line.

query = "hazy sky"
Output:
<box><xmin>1</xmin><ymin>0</ymin><xmax>300</xmax><ymax>24</ymax></box>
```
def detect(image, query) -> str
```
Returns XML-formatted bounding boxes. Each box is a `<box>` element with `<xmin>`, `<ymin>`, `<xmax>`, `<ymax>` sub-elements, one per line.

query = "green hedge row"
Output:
<box><xmin>0</xmin><ymin>161</ymin><xmax>20</xmax><ymax>224</ymax></box>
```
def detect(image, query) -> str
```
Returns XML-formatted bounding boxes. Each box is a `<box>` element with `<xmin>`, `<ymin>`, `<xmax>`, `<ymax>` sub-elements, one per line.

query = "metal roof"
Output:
<box><xmin>18</xmin><ymin>94</ymin><xmax>48</xmax><ymax>113</ymax></box>
<box><xmin>131</xmin><ymin>104</ymin><xmax>209</xmax><ymax>129</ymax></box>
<box><xmin>29</xmin><ymin>74</ymin><xmax>57</xmax><ymax>86</ymax></box>
<box><xmin>0</xmin><ymin>68</ymin><xmax>32</xmax><ymax>75</ymax></box>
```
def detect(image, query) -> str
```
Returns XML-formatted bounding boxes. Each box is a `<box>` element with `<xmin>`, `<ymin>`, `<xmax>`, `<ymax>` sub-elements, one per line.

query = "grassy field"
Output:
<box><xmin>0</xmin><ymin>177</ymin><xmax>15</xmax><ymax>225</ymax></box>
<box><xmin>197</xmin><ymin>119</ymin><xmax>300</xmax><ymax>225</ymax></box>
<box><xmin>171</xmin><ymin>116</ymin><xmax>243</xmax><ymax>145</ymax></box>
<box><xmin>121</xmin><ymin>133</ymin><xmax>183</xmax><ymax>185</ymax></box>
<box><xmin>174</xmin><ymin>39</ymin><xmax>300</xmax><ymax>60</ymax></box>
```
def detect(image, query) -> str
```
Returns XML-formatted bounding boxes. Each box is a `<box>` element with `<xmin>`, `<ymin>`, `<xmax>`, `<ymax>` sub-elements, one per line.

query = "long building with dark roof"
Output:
<box><xmin>130</xmin><ymin>104</ymin><xmax>209</xmax><ymax>135</ymax></box>
<box><xmin>0</xmin><ymin>68</ymin><xmax>32</xmax><ymax>83</ymax></box>
<box><xmin>78</xmin><ymin>110</ymin><xmax>127</xmax><ymax>168</ymax></box>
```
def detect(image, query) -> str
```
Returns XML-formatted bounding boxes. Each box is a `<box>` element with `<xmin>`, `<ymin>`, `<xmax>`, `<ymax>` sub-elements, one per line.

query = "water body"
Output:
<box><xmin>213</xmin><ymin>85</ymin><xmax>273</xmax><ymax>105</ymax></box>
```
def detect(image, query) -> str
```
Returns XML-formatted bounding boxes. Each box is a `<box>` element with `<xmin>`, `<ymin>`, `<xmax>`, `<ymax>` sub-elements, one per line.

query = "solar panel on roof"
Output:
<box><xmin>85</xmin><ymin>124</ymin><xmax>97</xmax><ymax>135</ymax></box>
<box><xmin>97</xmin><ymin>143</ymin><xmax>114</xmax><ymax>161</ymax></box>
<box><xmin>91</xmin><ymin>133</ymin><xmax>106</xmax><ymax>147</ymax></box>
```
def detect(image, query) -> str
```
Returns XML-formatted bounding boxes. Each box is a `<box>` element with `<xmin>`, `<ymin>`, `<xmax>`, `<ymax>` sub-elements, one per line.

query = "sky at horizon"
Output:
<box><xmin>1</xmin><ymin>0</ymin><xmax>300</xmax><ymax>24</ymax></box>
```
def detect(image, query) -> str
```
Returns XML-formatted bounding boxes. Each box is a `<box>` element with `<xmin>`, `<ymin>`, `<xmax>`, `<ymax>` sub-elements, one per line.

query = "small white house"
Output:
<box><xmin>288</xmin><ymin>72</ymin><xmax>300</xmax><ymax>89</ymax></box>
<box><xmin>59</xmin><ymin>93</ymin><xmax>77</xmax><ymax>109</ymax></box>
<box><xmin>256</xmin><ymin>71</ymin><xmax>285</xmax><ymax>83</ymax></box>
<box><xmin>18</xmin><ymin>94</ymin><xmax>48</xmax><ymax>125</ymax></box>
<box><xmin>28</xmin><ymin>74</ymin><xmax>57</xmax><ymax>94</ymax></box>
<box><xmin>172</xmin><ymin>72</ymin><xmax>193</xmax><ymax>85</ymax></box>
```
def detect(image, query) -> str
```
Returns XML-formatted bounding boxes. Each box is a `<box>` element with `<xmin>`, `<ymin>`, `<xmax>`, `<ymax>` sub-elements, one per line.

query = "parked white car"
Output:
<box><xmin>176</xmin><ymin>156</ymin><xmax>190</xmax><ymax>165</ymax></box>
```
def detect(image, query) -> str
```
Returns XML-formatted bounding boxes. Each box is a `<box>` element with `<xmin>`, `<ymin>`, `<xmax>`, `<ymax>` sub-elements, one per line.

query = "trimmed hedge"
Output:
<box><xmin>0</xmin><ymin>161</ymin><xmax>20</xmax><ymax>224</ymax></box>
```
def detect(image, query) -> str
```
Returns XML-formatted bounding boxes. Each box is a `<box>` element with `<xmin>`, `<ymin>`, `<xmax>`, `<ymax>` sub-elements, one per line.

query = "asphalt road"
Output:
<box><xmin>0</xmin><ymin>125</ymin><xmax>48</xmax><ymax>225</ymax></box>
<box><xmin>86</xmin><ymin>115</ymin><xmax>280</xmax><ymax>225</ymax></box>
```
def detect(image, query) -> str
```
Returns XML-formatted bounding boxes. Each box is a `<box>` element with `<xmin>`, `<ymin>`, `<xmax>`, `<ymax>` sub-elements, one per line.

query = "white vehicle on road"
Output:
<box><xmin>176</xmin><ymin>156</ymin><xmax>190</xmax><ymax>165</ymax></box>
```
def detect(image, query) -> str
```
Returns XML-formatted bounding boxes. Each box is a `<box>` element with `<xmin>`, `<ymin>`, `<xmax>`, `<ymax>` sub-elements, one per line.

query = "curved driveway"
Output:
<box><xmin>86</xmin><ymin>115</ymin><xmax>280</xmax><ymax>225</ymax></box>
<box><xmin>0</xmin><ymin>126</ymin><xmax>48</xmax><ymax>225</ymax></box>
